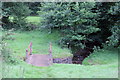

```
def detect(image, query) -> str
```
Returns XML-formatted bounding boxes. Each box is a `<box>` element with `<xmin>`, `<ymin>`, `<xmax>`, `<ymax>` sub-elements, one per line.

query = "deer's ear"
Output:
<box><xmin>49</xmin><ymin>42</ymin><xmax>52</xmax><ymax>53</ymax></box>
<box><xmin>30</xmin><ymin>42</ymin><xmax>32</xmax><ymax>46</ymax></box>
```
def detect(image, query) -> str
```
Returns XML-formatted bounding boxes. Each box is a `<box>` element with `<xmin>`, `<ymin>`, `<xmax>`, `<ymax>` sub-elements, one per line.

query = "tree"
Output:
<box><xmin>95</xmin><ymin>2</ymin><xmax>120</xmax><ymax>48</ymax></box>
<box><xmin>40</xmin><ymin>2</ymin><xmax>100</xmax><ymax>52</ymax></box>
<box><xmin>0</xmin><ymin>2</ymin><xmax>2</xmax><ymax>27</ymax></box>
<box><xmin>94</xmin><ymin>2</ymin><xmax>115</xmax><ymax>42</ymax></box>
<box><xmin>107</xmin><ymin>2</ymin><xmax>120</xmax><ymax>48</ymax></box>
<box><xmin>2</xmin><ymin>2</ymin><xmax>31</xmax><ymax>30</ymax></box>
<box><xmin>26</xmin><ymin>2</ymin><xmax>41</xmax><ymax>16</ymax></box>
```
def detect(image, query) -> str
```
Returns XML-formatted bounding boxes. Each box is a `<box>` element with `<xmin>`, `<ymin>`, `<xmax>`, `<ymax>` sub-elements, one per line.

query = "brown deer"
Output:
<box><xmin>25</xmin><ymin>42</ymin><xmax>53</xmax><ymax>67</ymax></box>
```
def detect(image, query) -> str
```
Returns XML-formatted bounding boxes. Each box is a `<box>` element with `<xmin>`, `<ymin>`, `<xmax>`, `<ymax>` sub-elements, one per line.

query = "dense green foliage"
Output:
<box><xmin>2</xmin><ymin>2</ymin><xmax>119</xmax><ymax>50</ymax></box>
<box><xmin>95</xmin><ymin>2</ymin><xmax>120</xmax><ymax>48</ymax></box>
<box><xmin>107</xmin><ymin>2</ymin><xmax>120</xmax><ymax>47</ymax></box>
<box><xmin>2</xmin><ymin>2</ymin><xmax>31</xmax><ymax>30</ymax></box>
<box><xmin>40</xmin><ymin>2</ymin><xmax>101</xmax><ymax>52</ymax></box>
<box><xmin>26</xmin><ymin>2</ymin><xmax>41</xmax><ymax>16</ymax></box>
<box><xmin>40</xmin><ymin>2</ymin><xmax>120</xmax><ymax>52</ymax></box>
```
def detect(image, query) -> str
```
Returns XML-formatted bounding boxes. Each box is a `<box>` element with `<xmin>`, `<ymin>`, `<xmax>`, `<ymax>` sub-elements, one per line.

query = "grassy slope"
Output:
<box><xmin>2</xmin><ymin>16</ymin><xmax>118</xmax><ymax>78</ymax></box>
<box><xmin>83</xmin><ymin>49</ymin><xmax>118</xmax><ymax>65</ymax></box>
<box><xmin>5</xmin><ymin>30</ymin><xmax>72</xmax><ymax>58</ymax></box>
<box><xmin>3</xmin><ymin>30</ymin><xmax>118</xmax><ymax>78</ymax></box>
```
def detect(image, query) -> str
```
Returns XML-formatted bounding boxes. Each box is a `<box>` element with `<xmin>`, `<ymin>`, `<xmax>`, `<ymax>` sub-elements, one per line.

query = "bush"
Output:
<box><xmin>40</xmin><ymin>2</ymin><xmax>100</xmax><ymax>51</ymax></box>
<box><xmin>2</xmin><ymin>2</ymin><xmax>31</xmax><ymax>30</ymax></box>
<box><xmin>1</xmin><ymin>28</ymin><xmax>18</xmax><ymax>64</ymax></box>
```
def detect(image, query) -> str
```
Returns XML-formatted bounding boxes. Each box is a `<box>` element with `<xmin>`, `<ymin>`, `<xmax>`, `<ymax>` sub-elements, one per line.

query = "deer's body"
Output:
<box><xmin>25</xmin><ymin>42</ymin><xmax>53</xmax><ymax>67</ymax></box>
<box><xmin>26</xmin><ymin>54</ymin><xmax>52</xmax><ymax>67</ymax></box>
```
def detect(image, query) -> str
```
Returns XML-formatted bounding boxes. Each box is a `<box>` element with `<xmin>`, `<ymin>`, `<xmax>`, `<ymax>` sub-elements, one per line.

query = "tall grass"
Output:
<box><xmin>2</xmin><ymin>63</ymin><xmax>25</xmax><ymax>78</ymax></box>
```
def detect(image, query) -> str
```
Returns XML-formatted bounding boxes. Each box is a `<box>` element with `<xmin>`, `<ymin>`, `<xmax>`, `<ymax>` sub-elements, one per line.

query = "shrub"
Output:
<box><xmin>1</xmin><ymin>27</ymin><xmax>18</xmax><ymax>64</ymax></box>
<box><xmin>40</xmin><ymin>2</ymin><xmax>100</xmax><ymax>51</ymax></box>
<box><xmin>2</xmin><ymin>2</ymin><xmax>31</xmax><ymax>30</ymax></box>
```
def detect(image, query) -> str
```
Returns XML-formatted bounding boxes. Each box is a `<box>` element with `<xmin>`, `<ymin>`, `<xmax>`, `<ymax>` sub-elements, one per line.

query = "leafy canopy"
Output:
<box><xmin>40</xmin><ymin>2</ymin><xmax>100</xmax><ymax>50</ymax></box>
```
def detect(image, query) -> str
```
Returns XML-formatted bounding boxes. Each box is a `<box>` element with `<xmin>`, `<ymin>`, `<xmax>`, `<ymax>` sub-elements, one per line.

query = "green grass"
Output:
<box><xmin>83</xmin><ymin>49</ymin><xmax>118</xmax><ymax>65</ymax></box>
<box><xmin>9</xmin><ymin>16</ymin><xmax>42</xmax><ymax>25</ymax></box>
<box><xmin>2</xmin><ymin>30</ymin><xmax>118</xmax><ymax>78</ymax></box>
<box><xmin>2</xmin><ymin>16</ymin><xmax>118</xmax><ymax>78</ymax></box>
<box><xmin>26</xmin><ymin>16</ymin><xmax>42</xmax><ymax>24</ymax></box>
<box><xmin>5</xmin><ymin>30</ymin><xmax>72</xmax><ymax>58</ymax></box>
<box><xmin>2</xmin><ymin>59</ymin><xmax>118</xmax><ymax>78</ymax></box>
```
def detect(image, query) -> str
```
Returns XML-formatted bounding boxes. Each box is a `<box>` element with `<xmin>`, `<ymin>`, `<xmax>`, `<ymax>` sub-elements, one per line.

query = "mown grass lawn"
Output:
<box><xmin>2</xmin><ymin>30</ymin><xmax>118</xmax><ymax>78</ymax></box>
